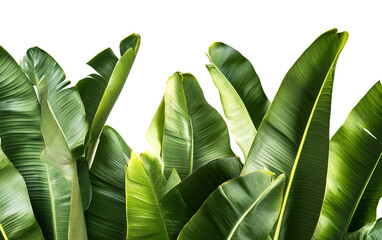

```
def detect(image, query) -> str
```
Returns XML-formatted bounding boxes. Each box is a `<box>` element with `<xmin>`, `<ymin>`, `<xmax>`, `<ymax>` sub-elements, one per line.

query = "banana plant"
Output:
<box><xmin>1</xmin><ymin>29</ymin><xmax>381</xmax><ymax>240</ymax></box>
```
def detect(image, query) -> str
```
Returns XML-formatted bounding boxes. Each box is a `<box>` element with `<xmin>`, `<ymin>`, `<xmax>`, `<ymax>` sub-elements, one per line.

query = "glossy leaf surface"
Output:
<box><xmin>315</xmin><ymin>82</ymin><xmax>382</xmax><ymax>239</ymax></box>
<box><xmin>146</xmin><ymin>72</ymin><xmax>234</xmax><ymax>179</ymax></box>
<box><xmin>86</xmin><ymin>126</ymin><xmax>131</xmax><ymax>240</ymax></box>
<box><xmin>178</xmin><ymin>170</ymin><xmax>285</xmax><ymax>240</ymax></box>
<box><xmin>207</xmin><ymin>42</ymin><xmax>270</xmax><ymax>158</ymax></box>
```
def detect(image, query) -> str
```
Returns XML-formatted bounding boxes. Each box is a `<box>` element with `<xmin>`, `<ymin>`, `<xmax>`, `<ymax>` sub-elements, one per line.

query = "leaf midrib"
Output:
<box><xmin>227</xmin><ymin>179</ymin><xmax>275</xmax><ymax>239</ymax></box>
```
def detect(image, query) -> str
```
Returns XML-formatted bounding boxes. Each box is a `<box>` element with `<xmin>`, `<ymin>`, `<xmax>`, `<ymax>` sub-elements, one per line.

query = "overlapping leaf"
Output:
<box><xmin>21</xmin><ymin>47</ymin><xmax>88</xmax><ymax>239</ymax></box>
<box><xmin>0</xmin><ymin>46</ymin><xmax>72</xmax><ymax>240</ymax></box>
<box><xmin>85</xmin><ymin>126</ymin><xmax>132</xmax><ymax>240</ymax></box>
<box><xmin>207</xmin><ymin>42</ymin><xmax>270</xmax><ymax>158</ymax></box>
<box><xmin>241</xmin><ymin>29</ymin><xmax>348</xmax><ymax>239</ymax></box>
<box><xmin>178</xmin><ymin>170</ymin><xmax>285</xmax><ymax>240</ymax></box>
<box><xmin>345</xmin><ymin>218</ymin><xmax>382</xmax><ymax>240</ymax></box>
<box><xmin>76</xmin><ymin>34</ymin><xmax>140</xmax><ymax>166</ymax></box>
<box><xmin>125</xmin><ymin>151</ymin><xmax>181</xmax><ymax>239</ymax></box>
<box><xmin>0</xmin><ymin>141</ymin><xmax>44</xmax><ymax>240</ymax></box>
<box><xmin>161</xmin><ymin>157</ymin><xmax>242</xmax><ymax>238</ymax></box>
<box><xmin>146</xmin><ymin>72</ymin><xmax>234</xmax><ymax>179</ymax></box>
<box><xmin>314</xmin><ymin>82</ymin><xmax>382</xmax><ymax>239</ymax></box>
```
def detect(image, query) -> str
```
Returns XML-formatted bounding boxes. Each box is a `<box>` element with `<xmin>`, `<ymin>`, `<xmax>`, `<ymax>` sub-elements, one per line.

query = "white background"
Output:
<box><xmin>1</xmin><ymin>0</ymin><xmax>381</xmax><ymax>216</ymax></box>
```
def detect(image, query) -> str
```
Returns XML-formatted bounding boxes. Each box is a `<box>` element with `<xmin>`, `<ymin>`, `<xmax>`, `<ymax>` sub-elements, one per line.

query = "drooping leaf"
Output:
<box><xmin>125</xmin><ymin>151</ymin><xmax>182</xmax><ymax>240</ymax></box>
<box><xmin>345</xmin><ymin>218</ymin><xmax>382</xmax><ymax>240</ymax></box>
<box><xmin>146</xmin><ymin>72</ymin><xmax>234</xmax><ymax>179</ymax></box>
<box><xmin>207</xmin><ymin>42</ymin><xmax>270</xmax><ymax>158</ymax></box>
<box><xmin>161</xmin><ymin>157</ymin><xmax>242</xmax><ymax>239</ymax></box>
<box><xmin>241</xmin><ymin>29</ymin><xmax>348</xmax><ymax>239</ymax></box>
<box><xmin>178</xmin><ymin>170</ymin><xmax>286</xmax><ymax>240</ymax></box>
<box><xmin>77</xmin><ymin>157</ymin><xmax>92</xmax><ymax>211</ymax></box>
<box><xmin>85</xmin><ymin>126</ymin><xmax>131</xmax><ymax>240</ymax></box>
<box><xmin>314</xmin><ymin>82</ymin><xmax>382</xmax><ymax>239</ymax></box>
<box><xmin>0</xmin><ymin>140</ymin><xmax>44</xmax><ymax>240</ymax></box>
<box><xmin>76</xmin><ymin>34</ymin><xmax>140</xmax><ymax>167</ymax></box>
<box><xmin>0</xmin><ymin>46</ymin><xmax>71</xmax><ymax>240</ymax></box>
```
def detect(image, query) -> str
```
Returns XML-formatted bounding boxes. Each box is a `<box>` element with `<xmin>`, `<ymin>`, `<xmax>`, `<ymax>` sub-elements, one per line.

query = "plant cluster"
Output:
<box><xmin>0</xmin><ymin>29</ymin><xmax>381</xmax><ymax>240</ymax></box>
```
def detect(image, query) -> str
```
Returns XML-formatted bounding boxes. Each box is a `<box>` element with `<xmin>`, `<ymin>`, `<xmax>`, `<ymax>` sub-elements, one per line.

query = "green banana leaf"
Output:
<box><xmin>85</xmin><ymin>126</ymin><xmax>132</xmax><ymax>240</ymax></box>
<box><xmin>0</xmin><ymin>46</ymin><xmax>72</xmax><ymax>240</ymax></box>
<box><xmin>0</xmin><ymin>140</ymin><xmax>44</xmax><ymax>240</ymax></box>
<box><xmin>21</xmin><ymin>47</ymin><xmax>69</xmax><ymax>94</ymax></box>
<box><xmin>125</xmin><ymin>151</ymin><xmax>181</xmax><ymax>240</ymax></box>
<box><xmin>37</xmin><ymin>75</ymin><xmax>88</xmax><ymax>239</ymax></box>
<box><xmin>178</xmin><ymin>170</ymin><xmax>286</xmax><ymax>240</ymax></box>
<box><xmin>23</xmin><ymin>46</ymin><xmax>89</xmax><ymax>240</ymax></box>
<box><xmin>76</xmin><ymin>33</ymin><xmax>140</xmax><ymax>167</ymax></box>
<box><xmin>146</xmin><ymin>72</ymin><xmax>234</xmax><ymax>179</ymax></box>
<box><xmin>345</xmin><ymin>218</ymin><xmax>382</xmax><ymax>240</ymax></box>
<box><xmin>161</xmin><ymin>157</ymin><xmax>242</xmax><ymax>238</ymax></box>
<box><xmin>206</xmin><ymin>42</ymin><xmax>270</xmax><ymax>158</ymax></box>
<box><xmin>314</xmin><ymin>82</ymin><xmax>382</xmax><ymax>239</ymax></box>
<box><xmin>241</xmin><ymin>29</ymin><xmax>348</xmax><ymax>239</ymax></box>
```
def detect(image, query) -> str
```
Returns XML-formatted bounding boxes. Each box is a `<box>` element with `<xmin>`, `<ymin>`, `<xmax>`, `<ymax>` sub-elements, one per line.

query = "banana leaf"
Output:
<box><xmin>0</xmin><ymin>46</ymin><xmax>73</xmax><ymax>240</ymax></box>
<box><xmin>161</xmin><ymin>157</ymin><xmax>242</xmax><ymax>238</ymax></box>
<box><xmin>207</xmin><ymin>42</ymin><xmax>270</xmax><ymax>158</ymax></box>
<box><xmin>345</xmin><ymin>218</ymin><xmax>382</xmax><ymax>240</ymax></box>
<box><xmin>242</xmin><ymin>29</ymin><xmax>348</xmax><ymax>239</ymax></box>
<box><xmin>76</xmin><ymin>34</ymin><xmax>140</xmax><ymax>167</ymax></box>
<box><xmin>85</xmin><ymin>126</ymin><xmax>131</xmax><ymax>240</ymax></box>
<box><xmin>314</xmin><ymin>81</ymin><xmax>382</xmax><ymax>239</ymax></box>
<box><xmin>0</xmin><ymin>140</ymin><xmax>44</xmax><ymax>240</ymax></box>
<box><xmin>125</xmin><ymin>151</ymin><xmax>181</xmax><ymax>240</ymax></box>
<box><xmin>178</xmin><ymin>170</ymin><xmax>286</xmax><ymax>240</ymax></box>
<box><xmin>146</xmin><ymin>72</ymin><xmax>234</xmax><ymax>179</ymax></box>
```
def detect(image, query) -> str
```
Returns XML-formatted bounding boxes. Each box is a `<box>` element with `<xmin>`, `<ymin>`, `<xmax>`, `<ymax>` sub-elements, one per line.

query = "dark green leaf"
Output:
<box><xmin>86</xmin><ymin>126</ymin><xmax>131</xmax><ymax>240</ymax></box>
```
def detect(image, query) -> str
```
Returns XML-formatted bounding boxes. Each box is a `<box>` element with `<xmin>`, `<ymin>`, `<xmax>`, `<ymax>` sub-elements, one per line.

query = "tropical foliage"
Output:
<box><xmin>0</xmin><ymin>29</ymin><xmax>381</xmax><ymax>240</ymax></box>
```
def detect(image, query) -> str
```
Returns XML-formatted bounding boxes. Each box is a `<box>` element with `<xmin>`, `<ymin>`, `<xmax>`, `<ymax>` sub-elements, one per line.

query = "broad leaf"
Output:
<box><xmin>241</xmin><ymin>29</ymin><xmax>348</xmax><ymax>239</ymax></box>
<box><xmin>25</xmin><ymin>46</ymin><xmax>89</xmax><ymax>240</ymax></box>
<box><xmin>162</xmin><ymin>157</ymin><xmax>242</xmax><ymax>238</ymax></box>
<box><xmin>86</xmin><ymin>126</ymin><xmax>131</xmax><ymax>240</ymax></box>
<box><xmin>76</xmin><ymin>34</ymin><xmax>140</xmax><ymax>166</ymax></box>
<box><xmin>125</xmin><ymin>151</ymin><xmax>181</xmax><ymax>240</ymax></box>
<box><xmin>207</xmin><ymin>42</ymin><xmax>270</xmax><ymax>158</ymax></box>
<box><xmin>0</xmin><ymin>46</ymin><xmax>71</xmax><ymax>240</ymax></box>
<box><xmin>345</xmin><ymin>218</ymin><xmax>382</xmax><ymax>240</ymax></box>
<box><xmin>37</xmin><ymin>75</ymin><xmax>88</xmax><ymax>240</ymax></box>
<box><xmin>0</xmin><ymin>140</ymin><xmax>44</xmax><ymax>240</ymax></box>
<box><xmin>146</xmin><ymin>72</ymin><xmax>234</xmax><ymax>179</ymax></box>
<box><xmin>314</xmin><ymin>82</ymin><xmax>382</xmax><ymax>239</ymax></box>
<box><xmin>178</xmin><ymin>170</ymin><xmax>286</xmax><ymax>240</ymax></box>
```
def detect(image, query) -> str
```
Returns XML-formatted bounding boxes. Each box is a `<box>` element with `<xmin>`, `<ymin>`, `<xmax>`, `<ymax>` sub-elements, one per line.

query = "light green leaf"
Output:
<box><xmin>241</xmin><ymin>29</ymin><xmax>348</xmax><ymax>239</ymax></box>
<box><xmin>178</xmin><ymin>170</ymin><xmax>285</xmax><ymax>240</ymax></box>
<box><xmin>86</xmin><ymin>126</ymin><xmax>131</xmax><ymax>240</ymax></box>
<box><xmin>76</xmin><ymin>34</ymin><xmax>140</xmax><ymax>167</ymax></box>
<box><xmin>125</xmin><ymin>151</ymin><xmax>179</xmax><ymax>240</ymax></box>
<box><xmin>345</xmin><ymin>218</ymin><xmax>382</xmax><ymax>240</ymax></box>
<box><xmin>0</xmin><ymin>140</ymin><xmax>44</xmax><ymax>240</ymax></box>
<box><xmin>207</xmin><ymin>42</ymin><xmax>270</xmax><ymax>158</ymax></box>
<box><xmin>1</xmin><ymin>46</ymin><xmax>71</xmax><ymax>240</ymax></box>
<box><xmin>161</xmin><ymin>157</ymin><xmax>242</xmax><ymax>239</ymax></box>
<box><xmin>146</xmin><ymin>72</ymin><xmax>234</xmax><ymax>179</ymax></box>
<box><xmin>314</xmin><ymin>82</ymin><xmax>382</xmax><ymax>239</ymax></box>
